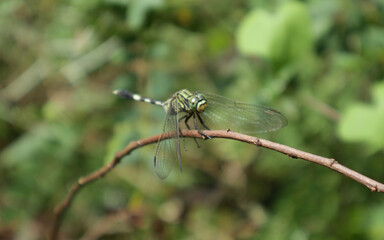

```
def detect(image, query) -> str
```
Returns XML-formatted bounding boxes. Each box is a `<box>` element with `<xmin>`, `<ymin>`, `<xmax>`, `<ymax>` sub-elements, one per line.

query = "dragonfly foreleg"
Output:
<box><xmin>179</xmin><ymin>113</ymin><xmax>201</xmax><ymax>148</ymax></box>
<box><xmin>194</xmin><ymin>113</ymin><xmax>211</xmax><ymax>140</ymax></box>
<box><xmin>196</xmin><ymin>113</ymin><xmax>210</xmax><ymax>130</ymax></box>
<box><xmin>178</xmin><ymin>113</ymin><xmax>200</xmax><ymax>148</ymax></box>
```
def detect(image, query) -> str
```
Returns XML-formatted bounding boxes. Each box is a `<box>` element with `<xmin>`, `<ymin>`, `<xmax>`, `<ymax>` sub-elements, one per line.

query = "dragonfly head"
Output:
<box><xmin>190</xmin><ymin>93</ymin><xmax>207</xmax><ymax>113</ymax></box>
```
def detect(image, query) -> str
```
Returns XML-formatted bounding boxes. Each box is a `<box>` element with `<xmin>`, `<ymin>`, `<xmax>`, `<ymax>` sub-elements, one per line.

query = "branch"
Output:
<box><xmin>50</xmin><ymin>130</ymin><xmax>384</xmax><ymax>239</ymax></box>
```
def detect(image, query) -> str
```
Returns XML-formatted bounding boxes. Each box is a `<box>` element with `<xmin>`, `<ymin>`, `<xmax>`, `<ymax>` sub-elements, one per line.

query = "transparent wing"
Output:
<box><xmin>154</xmin><ymin>110</ymin><xmax>182</xmax><ymax>180</ymax></box>
<box><xmin>199</xmin><ymin>92</ymin><xmax>288</xmax><ymax>134</ymax></box>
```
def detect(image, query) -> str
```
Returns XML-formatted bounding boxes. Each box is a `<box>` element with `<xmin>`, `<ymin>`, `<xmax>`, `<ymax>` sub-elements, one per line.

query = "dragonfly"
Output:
<box><xmin>113</xmin><ymin>89</ymin><xmax>287</xmax><ymax>179</ymax></box>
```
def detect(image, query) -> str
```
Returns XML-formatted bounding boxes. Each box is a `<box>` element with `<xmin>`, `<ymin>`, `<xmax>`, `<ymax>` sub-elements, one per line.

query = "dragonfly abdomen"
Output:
<box><xmin>113</xmin><ymin>90</ymin><xmax>164</xmax><ymax>106</ymax></box>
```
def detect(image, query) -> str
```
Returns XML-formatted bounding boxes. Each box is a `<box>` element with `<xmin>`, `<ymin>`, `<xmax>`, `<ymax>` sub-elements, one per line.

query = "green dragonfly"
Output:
<box><xmin>113</xmin><ymin>89</ymin><xmax>287</xmax><ymax>179</ymax></box>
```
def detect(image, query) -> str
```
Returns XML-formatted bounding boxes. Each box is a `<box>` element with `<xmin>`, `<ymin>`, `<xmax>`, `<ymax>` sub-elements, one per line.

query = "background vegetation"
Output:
<box><xmin>1</xmin><ymin>0</ymin><xmax>384</xmax><ymax>239</ymax></box>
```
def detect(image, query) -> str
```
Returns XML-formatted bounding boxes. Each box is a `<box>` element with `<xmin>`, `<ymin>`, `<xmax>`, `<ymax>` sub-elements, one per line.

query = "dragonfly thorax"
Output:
<box><xmin>162</xmin><ymin>90</ymin><xmax>207</xmax><ymax>115</ymax></box>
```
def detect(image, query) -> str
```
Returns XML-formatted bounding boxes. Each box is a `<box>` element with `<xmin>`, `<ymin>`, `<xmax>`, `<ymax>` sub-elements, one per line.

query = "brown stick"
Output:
<box><xmin>50</xmin><ymin>130</ymin><xmax>384</xmax><ymax>239</ymax></box>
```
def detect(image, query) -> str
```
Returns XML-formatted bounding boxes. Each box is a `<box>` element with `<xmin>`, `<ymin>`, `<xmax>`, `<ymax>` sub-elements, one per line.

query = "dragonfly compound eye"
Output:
<box><xmin>190</xmin><ymin>97</ymin><xmax>198</xmax><ymax>109</ymax></box>
<box><xmin>189</xmin><ymin>95</ymin><xmax>206</xmax><ymax>112</ymax></box>
<box><xmin>196</xmin><ymin>94</ymin><xmax>207</xmax><ymax>112</ymax></box>
<box><xmin>196</xmin><ymin>100</ymin><xmax>207</xmax><ymax>112</ymax></box>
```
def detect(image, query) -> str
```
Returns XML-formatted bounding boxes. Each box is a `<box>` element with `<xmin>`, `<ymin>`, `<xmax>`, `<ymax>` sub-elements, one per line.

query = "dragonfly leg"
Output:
<box><xmin>180</xmin><ymin>113</ymin><xmax>202</xmax><ymax>147</ymax></box>
<box><xmin>182</xmin><ymin>114</ymin><xmax>192</xmax><ymax>130</ymax></box>
<box><xmin>184</xmin><ymin>114</ymin><xmax>201</xmax><ymax>148</ymax></box>
<box><xmin>194</xmin><ymin>114</ymin><xmax>211</xmax><ymax>140</ymax></box>
<box><xmin>179</xmin><ymin>113</ymin><xmax>200</xmax><ymax>148</ymax></box>
<box><xmin>196</xmin><ymin>113</ymin><xmax>210</xmax><ymax>130</ymax></box>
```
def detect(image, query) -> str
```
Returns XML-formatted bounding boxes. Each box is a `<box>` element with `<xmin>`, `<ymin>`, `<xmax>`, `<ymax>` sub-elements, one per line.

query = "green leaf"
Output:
<box><xmin>236</xmin><ymin>9</ymin><xmax>276</xmax><ymax>58</ymax></box>
<box><xmin>338</xmin><ymin>82</ymin><xmax>384</xmax><ymax>150</ymax></box>
<box><xmin>126</xmin><ymin>0</ymin><xmax>163</xmax><ymax>30</ymax></box>
<box><xmin>236</xmin><ymin>1</ymin><xmax>313</xmax><ymax>65</ymax></box>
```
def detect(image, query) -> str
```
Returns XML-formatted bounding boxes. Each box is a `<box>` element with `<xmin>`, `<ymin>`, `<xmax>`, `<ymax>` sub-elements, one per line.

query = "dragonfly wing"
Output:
<box><xmin>200</xmin><ymin>92</ymin><xmax>288</xmax><ymax>134</ymax></box>
<box><xmin>154</xmin><ymin>110</ymin><xmax>181</xmax><ymax>180</ymax></box>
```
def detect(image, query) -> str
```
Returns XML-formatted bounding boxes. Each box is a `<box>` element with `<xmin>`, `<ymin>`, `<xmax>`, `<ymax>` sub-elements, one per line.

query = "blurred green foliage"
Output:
<box><xmin>237</xmin><ymin>1</ymin><xmax>313</xmax><ymax>66</ymax></box>
<box><xmin>1</xmin><ymin>0</ymin><xmax>384</xmax><ymax>239</ymax></box>
<box><xmin>339</xmin><ymin>82</ymin><xmax>384</xmax><ymax>151</ymax></box>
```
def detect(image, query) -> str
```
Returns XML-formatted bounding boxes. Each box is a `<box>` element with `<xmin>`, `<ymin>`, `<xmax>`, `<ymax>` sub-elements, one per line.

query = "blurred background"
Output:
<box><xmin>1</xmin><ymin>0</ymin><xmax>384</xmax><ymax>239</ymax></box>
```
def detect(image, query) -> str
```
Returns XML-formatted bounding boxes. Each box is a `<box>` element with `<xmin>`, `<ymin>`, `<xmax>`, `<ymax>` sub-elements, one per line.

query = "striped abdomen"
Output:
<box><xmin>113</xmin><ymin>89</ymin><xmax>164</xmax><ymax>107</ymax></box>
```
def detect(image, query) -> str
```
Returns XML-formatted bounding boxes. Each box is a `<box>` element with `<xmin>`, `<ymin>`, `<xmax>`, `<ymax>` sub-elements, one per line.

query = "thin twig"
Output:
<box><xmin>50</xmin><ymin>130</ymin><xmax>384</xmax><ymax>240</ymax></box>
